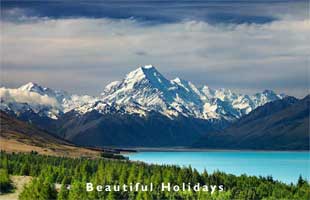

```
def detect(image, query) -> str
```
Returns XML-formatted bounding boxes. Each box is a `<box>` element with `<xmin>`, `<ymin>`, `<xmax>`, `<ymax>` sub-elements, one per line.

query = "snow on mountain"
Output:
<box><xmin>1</xmin><ymin>82</ymin><xmax>97</xmax><ymax>119</ymax></box>
<box><xmin>102</xmin><ymin>65</ymin><xmax>173</xmax><ymax>110</ymax></box>
<box><xmin>100</xmin><ymin>65</ymin><xmax>284</xmax><ymax>120</ymax></box>
<box><xmin>18</xmin><ymin>82</ymin><xmax>60</xmax><ymax>97</ymax></box>
<box><xmin>17</xmin><ymin>82</ymin><xmax>98</xmax><ymax>111</ymax></box>
<box><xmin>0</xmin><ymin>65</ymin><xmax>284</xmax><ymax>121</ymax></box>
<box><xmin>100</xmin><ymin>65</ymin><xmax>205</xmax><ymax>118</ymax></box>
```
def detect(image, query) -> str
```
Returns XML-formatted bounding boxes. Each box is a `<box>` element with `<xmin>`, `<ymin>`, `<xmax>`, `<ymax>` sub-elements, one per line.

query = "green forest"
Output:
<box><xmin>0</xmin><ymin>151</ymin><xmax>309</xmax><ymax>200</ymax></box>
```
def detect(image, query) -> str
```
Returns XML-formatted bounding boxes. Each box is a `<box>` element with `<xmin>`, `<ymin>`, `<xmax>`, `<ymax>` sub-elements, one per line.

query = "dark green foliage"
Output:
<box><xmin>0</xmin><ymin>168</ymin><xmax>13</xmax><ymax>194</ymax></box>
<box><xmin>0</xmin><ymin>152</ymin><xmax>13</xmax><ymax>194</ymax></box>
<box><xmin>100</xmin><ymin>152</ymin><xmax>128</xmax><ymax>160</ymax></box>
<box><xmin>0</xmin><ymin>151</ymin><xmax>309</xmax><ymax>200</ymax></box>
<box><xmin>19</xmin><ymin>176</ymin><xmax>57</xmax><ymax>200</ymax></box>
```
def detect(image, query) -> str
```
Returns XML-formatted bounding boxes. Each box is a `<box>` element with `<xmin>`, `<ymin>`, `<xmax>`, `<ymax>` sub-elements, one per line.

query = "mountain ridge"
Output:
<box><xmin>192</xmin><ymin>95</ymin><xmax>310</xmax><ymax>150</ymax></box>
<box><xmin>0</xmin><ymin>65</ymin><xmax>284</xmax><ymax>122</ymax></box>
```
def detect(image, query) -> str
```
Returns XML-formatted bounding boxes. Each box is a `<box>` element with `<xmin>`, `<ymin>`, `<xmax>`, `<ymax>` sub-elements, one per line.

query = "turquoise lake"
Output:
<box><xmin>126</xmin><ymin>151</ymin><xmax>310</xmax><ymax>184</ymax></box>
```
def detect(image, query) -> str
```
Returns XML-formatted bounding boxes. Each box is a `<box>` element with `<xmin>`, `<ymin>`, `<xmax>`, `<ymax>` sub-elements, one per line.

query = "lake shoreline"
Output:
<box><xmin>119</xmin><ymin>147</ymin><xmax>310</xmax><ymax>154</ymax></box>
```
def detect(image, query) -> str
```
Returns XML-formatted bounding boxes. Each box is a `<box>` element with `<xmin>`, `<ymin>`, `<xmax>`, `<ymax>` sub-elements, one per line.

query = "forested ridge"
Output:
<box><xmin>0</xmin><ymin>151</ymin><xmax>309</xmax><ymax>200</ymax></box>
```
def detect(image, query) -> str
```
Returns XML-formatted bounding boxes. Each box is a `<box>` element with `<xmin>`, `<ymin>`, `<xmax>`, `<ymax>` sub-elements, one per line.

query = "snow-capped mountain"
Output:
<box><xmin>18</xmin><ymin>82</ymin><xmax>99</xmax><ymax>113</ymax></box>
<box><xmin>0</xmin><ymin>65</ymin><xmax>284</xmax><ymax>121</ymax></box>
<box><xmin>99</xmin><ymin>65</ymin><xmax>284</xmax><ymax>120</ymax></box>
<box><xmin>0</xmin><ymin>82</ymin><xmax>97</xmax><ymax>119</ymax></box>
<box><xmin>101</xmin><ymin>65</ymin><xmax>205</xmax><ymax>118</ymax></box>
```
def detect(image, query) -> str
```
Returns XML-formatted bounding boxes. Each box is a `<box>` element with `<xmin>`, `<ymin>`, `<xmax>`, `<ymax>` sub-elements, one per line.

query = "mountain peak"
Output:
<box><xmin>139</xmin><ymin>65</ymin><xmax>159</xmax><ymax>75</ymax></box>
<box><xmin>18</xmin><ymin>82</ymin><xmax>70</xmax><ymax>102</ymax></box>
<box><xmin>20</xmin><ymin>82</ymin><xmax>37</xmax><ymax>88</ymax></box>
<box><xmin>139</xmin><ymin>64</ymin><xmax>158</xmax><ymax>75</ymax></box>
<box><xmin>124</xmin><ymin>65</ymin><xmax>170</xmax><ymax>87</ymax></box>
<box><xmin>262</xmin><ymin>89</ymin><xmax>276</xmax><ymax>95</ymax></box>
<box><xmin>261</xmin><ymin>89</ymin><xmax>281</xmax><ymax>99</ymax></box>
<box><xmin>127</xmin><ymin>65</ymin><xmax>157</xmax><ymax>76</ymax></box>
<box><xmin>142</xmin><ymin>64</ymin><xmax>155</xmax><ymax>69</ymax></box>
<box><xmin>19</xmin><ymin>82</ymin><xmax>44</xmax><ymax>92</ymax></box>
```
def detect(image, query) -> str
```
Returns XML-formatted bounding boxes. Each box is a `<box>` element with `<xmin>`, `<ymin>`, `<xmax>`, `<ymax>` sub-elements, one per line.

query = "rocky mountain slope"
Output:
<box><xmin>192</xmin><ymin>96</ymin><xmax>310</xmax><ymax>150</ymax></box>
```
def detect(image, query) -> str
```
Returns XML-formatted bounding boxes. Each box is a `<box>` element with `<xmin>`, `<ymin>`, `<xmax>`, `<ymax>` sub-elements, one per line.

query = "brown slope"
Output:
<box><xmin>0</xmin><ymin>111</ymin><xmax>102</xmax><ymax>157</ymax></box>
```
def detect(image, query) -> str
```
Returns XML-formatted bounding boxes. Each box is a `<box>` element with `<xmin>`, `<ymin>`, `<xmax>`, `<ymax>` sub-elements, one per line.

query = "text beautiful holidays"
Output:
<box><xmin>86</xmin><ymin>182</ymin><xmax>224</xmax><ymax>194</ymax></box>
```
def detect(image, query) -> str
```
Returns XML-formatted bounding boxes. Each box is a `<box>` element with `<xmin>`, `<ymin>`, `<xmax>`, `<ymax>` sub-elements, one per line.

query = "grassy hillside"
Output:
<box><xmin>0</xmin><ymin>111</ymin><xmax>103</xmax><ymax>158</ymax></box>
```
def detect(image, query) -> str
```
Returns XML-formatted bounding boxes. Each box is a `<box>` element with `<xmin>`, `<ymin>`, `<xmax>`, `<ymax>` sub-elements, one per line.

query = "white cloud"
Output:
<box><xmin>0</xmin><ymin>88</ymin><xmax>59</xmax><ymax>107</ymax></box>
<box><xmin>1</xmin><ymin>18</ymin><xmax>309</xmax><ymax>97</ymax></box>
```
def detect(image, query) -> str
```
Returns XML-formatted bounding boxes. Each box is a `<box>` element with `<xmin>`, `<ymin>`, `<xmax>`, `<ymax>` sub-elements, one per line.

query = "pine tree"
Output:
<box><xmin>0</xmin><ymin>168</ymin><xmax>12</xmax><ymax>193</ymax></box>
<box><xmin>57</xmin><ymin>179</ymin><xmax>70</xmax><ymax>200</ymax></box>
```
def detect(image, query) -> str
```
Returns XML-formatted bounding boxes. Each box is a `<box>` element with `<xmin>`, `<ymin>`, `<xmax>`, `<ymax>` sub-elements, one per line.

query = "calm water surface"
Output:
<box><xmin>126</xmin><ymin>151</ymin><xmax>310</xmax><ymax>184</ymax></box>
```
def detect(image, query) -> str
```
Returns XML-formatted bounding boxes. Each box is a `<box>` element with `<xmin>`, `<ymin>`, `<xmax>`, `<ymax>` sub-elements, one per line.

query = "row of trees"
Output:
<box><xmin>0</xmin><ymin>151</ymin><xmax>309</xmax><ymax>199</ymax></box>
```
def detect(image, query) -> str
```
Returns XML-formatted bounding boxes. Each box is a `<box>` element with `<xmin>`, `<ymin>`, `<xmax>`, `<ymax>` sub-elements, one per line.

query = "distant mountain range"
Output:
<box><xmin>192</xmin><ymin>96</ymin><xmax>310</xmax><ymax>150</ymax></box>
<box><xmin>1</xmin><ymin>65</ymin><xmax>307</xmax><ymax>149</ymax></box>
<box><xmin>0</xmin><ymin>65</ymin><xmax>284</xmax><ymax>121</ymax></box>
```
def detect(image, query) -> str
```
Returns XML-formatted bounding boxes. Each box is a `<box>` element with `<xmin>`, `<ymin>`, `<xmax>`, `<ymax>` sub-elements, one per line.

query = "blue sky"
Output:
<box><xmin>1</xmin><ymin>0</ymin><xmax>309</xmax><ymax>97</ymax></box>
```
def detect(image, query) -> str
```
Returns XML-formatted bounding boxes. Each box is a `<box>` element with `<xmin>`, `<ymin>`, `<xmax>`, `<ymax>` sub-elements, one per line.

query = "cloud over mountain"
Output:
<box><xmin>0</xmin><ymin>87</ymin><xmax>59</xmax><ymax>107</ymax></box>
